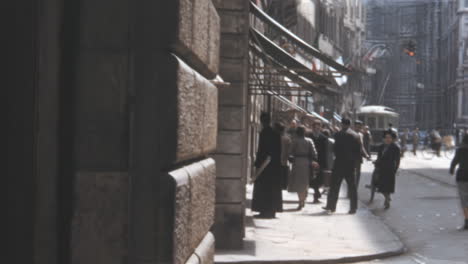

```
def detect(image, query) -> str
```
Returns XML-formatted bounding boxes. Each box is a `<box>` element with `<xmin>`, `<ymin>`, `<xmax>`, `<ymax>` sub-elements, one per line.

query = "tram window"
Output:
<box><xmin>378</xmin><ymin>116</ymin><xmax>385</xmax><ymax>129</ymax></box>
<box><xmin>367</xmin><ymin>117</ymin><xmax>376</xmax><ymax>129</ymax></box>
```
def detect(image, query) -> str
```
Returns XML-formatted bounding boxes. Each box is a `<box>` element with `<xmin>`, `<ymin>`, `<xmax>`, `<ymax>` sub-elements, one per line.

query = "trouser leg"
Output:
<box><xmin>345</xmin><ymin>174</ymin><xmax>358</xmax><ymax>211</ymax></box>
<box><xmin>313</xmin><ymin>171</ymin><xmax>323</xmax><ymax>201</ymax></box>
<box><xmin>355</xmin><ymin>163</ymin><xmax>361</xmax><ymax>189</ymax></box>
<box><xmin>326</xmin><ymin>173</ymin><xmax>343</xmax><ymax>211</ymax></box>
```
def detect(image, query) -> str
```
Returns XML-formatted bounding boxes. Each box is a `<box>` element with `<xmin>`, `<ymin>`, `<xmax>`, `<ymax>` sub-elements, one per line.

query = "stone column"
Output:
<box><xmin>212</xmin><ymin>0</ymin><xmax>250</xmax><ymax>250</ymax></box>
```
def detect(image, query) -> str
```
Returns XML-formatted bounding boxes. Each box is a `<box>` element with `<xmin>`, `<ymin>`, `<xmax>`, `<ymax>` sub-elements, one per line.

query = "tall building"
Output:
<box><xmin>365</xmin><ymin>0</ymin><xmax>440</xmax><ymax>130</ymax></box>
<box><xmin>439</xmin><ymin>0</ymin><xmax>468</xmax><ymax>134</ymax></box>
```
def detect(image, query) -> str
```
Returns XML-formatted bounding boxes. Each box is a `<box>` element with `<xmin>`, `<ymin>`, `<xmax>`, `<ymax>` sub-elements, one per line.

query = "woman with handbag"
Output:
<box><xmin>375</xmin><ymin>130</ymin><xmax>401</xmax><ymax>209</ymax></box>
<box><xmin>288</xmin><ymin>126</ymin><xmax>319</xmax><ymax>210</ymax></box>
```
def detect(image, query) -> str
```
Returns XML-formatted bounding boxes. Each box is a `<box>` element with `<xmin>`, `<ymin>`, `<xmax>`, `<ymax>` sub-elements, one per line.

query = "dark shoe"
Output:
<box><xmin>348</xmin><ymin>209</ymin><xmax>357</xmax><ymax>214</ymax></box>
<box><xmin>322</xmin><ymin>206</ymin><xmax>335</xmax><ymax>213</ymax></box>
<box><xmin>312</xmin><ymin>199</ymin><xmax>321</xmax><ymax>204</ymax></box>
<box><xmin>384</xmin><ymin>200</ymin><xmax>390</xmax><ymax>210</ymax></box>
<box><xmin>253</xmin><ymin>213</ymin><xmax>269</xmax><ymax>219</ymax></box>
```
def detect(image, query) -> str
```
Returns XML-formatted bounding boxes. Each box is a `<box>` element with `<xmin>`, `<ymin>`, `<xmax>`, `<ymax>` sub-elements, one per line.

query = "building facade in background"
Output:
<box><xmin>365</xmin><ymin>0</ymin><xmax>468</xmax><ymax>133</ymax></box>
<box><xmin>365</xmin><ymin>0</ymin><xmax>440</xmax><ymax>130</ymax></box>
<box><xmin>439</xmin><ymin>0</ymin><xmax>468</xmax><ymax>132</ymax></box>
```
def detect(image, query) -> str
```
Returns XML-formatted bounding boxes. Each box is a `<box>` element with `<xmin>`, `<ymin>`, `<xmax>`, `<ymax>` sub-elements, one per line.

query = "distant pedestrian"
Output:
<box><xmin>307</xmin><ymin>120</ymin><xmax>328</xmax><ymax>203</ymax></box>
<box><xmin>288</xmin><ymin>119</ymin><xmax>298</xmax><ymax>138</ymax></box>
<box><xmin>276</xmin><ymin>123</ymin><xmax>291</xmax><ymax>190</ymax></box>
<box><xmin>252</xmin><ymin>113</ymin><xmax>283</xmax><ymax>218</ymax></box>
<box><xmin>412</xmin><ymin>128</ymin><xmax>420</xmax><ymax>155</ymax></box>
<box><xmin>363</xmin><ymin>125</ymin><xmax>372</xmax><ymax>155</ymax></box>
<box><xmin>288</xmin><ymin>126</ymin><xmax>319</xmax><ymax>210</ymax></box>
<box><xmin>430</xmin><ymin>129</ymin><xmax>442</xmax><ymax>157</ymax></box>
<box><xmin>449</xmin><ymin>134</ymin><xmax>468</xmax><ymax>230</ymax></box>
<box><xmin>374</xmin><ymin>130</ymin><xmax>401</xmax><ymax>209</ymax></box>
<box><xmin>323</xmin><ymin>118</ymin><xmax>361</xmax><ymax>214</ymax></box>
<box><xmin>400</xmin><ymin>128</ymin><xmax>409</xmax><ymax>157</ymax></box>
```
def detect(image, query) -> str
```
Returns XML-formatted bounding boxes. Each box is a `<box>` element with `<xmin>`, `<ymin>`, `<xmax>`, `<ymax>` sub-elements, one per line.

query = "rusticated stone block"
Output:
<box><xmin>186</xmin><ymin>159</ymin><xmax>216</xmax><ymax>250</ymax></box>
<box><xmin>172</xmin><ymin>0</ymin><xmax>220</xmax><ymax>79</ymax></box>
<box><xmin>170</xmin><ymin>168</ymin><xmax>192</xmax><ymax>264</ymax></box>
<box><xmin>71</xmin><ymin>171</ymin><xmax>128</xmax><ymax>264</ymax></box>
<box><xmin>194</xmin><ymin>232</ymin><xmax>215</xmax><ymax>264</ymax></box>
<box><xmin>168</xmin><ymin>159</ymin><xmax>216</xmax><ymax>264</ymax></box>
<box><xmin>161</xmin><ymin>55</ymin><xmax>218</xmax><ymax>167</ymax></box>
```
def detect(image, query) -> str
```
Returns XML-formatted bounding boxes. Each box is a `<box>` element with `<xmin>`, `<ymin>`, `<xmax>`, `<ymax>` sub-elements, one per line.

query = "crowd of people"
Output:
<box><xmin>251</xmin><ymin>112</ymin><xmax>400</xmax><ymax>219</ymax></box>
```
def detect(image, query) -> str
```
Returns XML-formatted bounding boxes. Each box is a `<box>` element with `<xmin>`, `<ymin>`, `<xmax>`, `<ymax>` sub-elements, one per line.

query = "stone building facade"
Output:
<box><xmin>365</xmin><ymin>0</ymin><xmax>440</xmax><ymax>130</ymax></box>
<box><xmin>439</xmin><ymin>0</ymin><xmax>468</xmax><ymax>133</ymax></box>
<box><xmin>7</xmin><ymin>0</ymin><xmax>249</xmax><ymax>263</ymax></box>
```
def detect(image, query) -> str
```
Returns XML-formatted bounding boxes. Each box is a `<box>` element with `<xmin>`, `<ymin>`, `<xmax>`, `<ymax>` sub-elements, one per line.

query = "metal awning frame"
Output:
<box><xmin>250</xmin><ymin>1</ymin><xmax>351</xmax><ymax>74</ymax></box>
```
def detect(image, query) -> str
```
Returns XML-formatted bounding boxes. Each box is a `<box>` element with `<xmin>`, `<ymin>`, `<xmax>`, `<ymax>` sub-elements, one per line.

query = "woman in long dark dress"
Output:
<box><xmin>375</xmin><ymin>130</ymin><xmax>400</xmax><ymax>209</ymax></box>
<box><xmin>449</xmin><ymin>134</ymin><xmax>468</xmax><ymax>230</ymax></box>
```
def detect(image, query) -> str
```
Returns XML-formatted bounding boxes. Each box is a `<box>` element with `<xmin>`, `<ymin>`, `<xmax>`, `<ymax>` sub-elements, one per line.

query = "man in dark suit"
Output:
<box><xmin>323</xmin><ymin>118</ymin><xmax>361</xmax><ymax>214</ymax></box>
<box><xmin>308</xmin><ymin>119</ymin><xmax>328</xmax><ymax>203</ymax></box>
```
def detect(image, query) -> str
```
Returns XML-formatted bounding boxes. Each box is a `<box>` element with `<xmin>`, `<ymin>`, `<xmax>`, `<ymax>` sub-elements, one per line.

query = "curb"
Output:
<box><xmin>215</xmin><ymin>246</ymin><xmax>406</xmax><ymax>264</ymax></box>
<box><xmin>216</xmin><ymin>204</ymin><xmax>407</xmax><ymax>264</ymax></box>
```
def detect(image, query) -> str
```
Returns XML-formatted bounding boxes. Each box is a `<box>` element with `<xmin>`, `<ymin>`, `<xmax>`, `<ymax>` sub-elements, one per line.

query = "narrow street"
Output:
<box><xmin>358</xmin><ymin>153</ymin><xmax>468</xmax><ymax>264</ymax></box>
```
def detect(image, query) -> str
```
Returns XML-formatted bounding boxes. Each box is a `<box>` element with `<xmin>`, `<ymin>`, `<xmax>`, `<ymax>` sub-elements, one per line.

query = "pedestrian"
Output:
<box><xmin>430</xmin><ymin>129</ymin><xmax>442</xmax><ymax>157</ymax></box>
<box><xmin>275</xmin><ymin>123</ymin><xmax>291</xmax><ymax>190</ymax></box>
<box><xmin>288</xmin><ymin>126</ymin><xmax>319</xmax><ymax>210</ymax></box>
<box><xmin>252</xmin><ymin>113</ymin><xmax>283</xmax><ymax>218</ymax></box>
<box><xmin>412</xmin><ymin>127</ymin><xmax>420</xmax><ymax>156</ymax></box>
<box><xmin>288</xmin><ymin>119</ymin><xmax>298</xmax><ymax>138</ymax></box>
<box><xmin>374</xmin><ymin>130</ymin><xmax>401</xmax><ymax>209</ymax></box>
<box><xmin>354</xmin><ymin>120</ymin><xmax>371</xmax><ymax>189</ymax></box>
<box><xmin>363</xmin><ymin>125</ymin><xmax>372</xmax><ymax>155</ymax></box>
<box><xmin>307</xmin><ymin>120</ymin><xmax>328</xmax><ymax>203</ymax></box>
<box><xmin>400</xmin><ymin>128</ymin><xmax>409</xmax><ymax>157</ymax></box>
<box><xmin>449</xmin><ymin>134</ymin><xmax>468</xmax><ymax>230</ymax></box>
<box><xmin>323</xmin><ymin>118</ymin><xmax>361</xmax><ymax>214</ymax></box>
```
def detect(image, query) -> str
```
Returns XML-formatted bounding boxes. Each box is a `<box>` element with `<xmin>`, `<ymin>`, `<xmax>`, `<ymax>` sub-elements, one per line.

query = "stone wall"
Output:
<box><xmin>70</xmin><ymin>0</ymin><xmax>221</xmax><ymax>264</ymax></box>
<box><xmin>212</xmin><ymin>0</ymin><xmax>250</xmax><ymax>249</ymax></box>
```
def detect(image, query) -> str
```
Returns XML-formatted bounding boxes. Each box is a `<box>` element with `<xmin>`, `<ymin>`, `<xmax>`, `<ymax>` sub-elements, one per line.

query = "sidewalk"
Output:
<box><xmin>215</xmin><ymin>185</ymin><xmax>405</xmax><ymax>264</ymax></box>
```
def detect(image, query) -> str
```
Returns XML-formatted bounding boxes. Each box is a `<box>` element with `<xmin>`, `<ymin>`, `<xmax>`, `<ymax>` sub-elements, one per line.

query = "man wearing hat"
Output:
<box><xmin>323</xmin><ymin>118</ymin><xmax>361</xmax><ymax>214</ymax></box>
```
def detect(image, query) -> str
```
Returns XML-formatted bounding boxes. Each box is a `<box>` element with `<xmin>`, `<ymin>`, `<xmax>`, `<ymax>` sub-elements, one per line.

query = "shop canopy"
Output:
<box><xmin>250</xmin><ymin>2</ymin><xmax>351</xmax><ymax>74</ymax></box>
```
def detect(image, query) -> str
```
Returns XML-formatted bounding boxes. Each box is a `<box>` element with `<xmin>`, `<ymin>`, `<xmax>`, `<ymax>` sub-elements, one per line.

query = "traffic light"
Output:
<box><xmin>404</xmin><ymin>40</ymin><xmax>416</xmax><ymax>57</ymax></box>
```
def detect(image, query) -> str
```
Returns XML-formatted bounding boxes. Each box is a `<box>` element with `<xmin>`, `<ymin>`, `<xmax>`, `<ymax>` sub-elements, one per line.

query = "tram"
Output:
<box><xmin>357</xmin><ymin>105</ymin><xmax>399</xmax><ymax>152</ymax></box>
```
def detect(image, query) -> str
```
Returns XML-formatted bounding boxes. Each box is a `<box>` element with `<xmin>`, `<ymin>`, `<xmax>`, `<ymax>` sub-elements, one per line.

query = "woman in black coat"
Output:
<box><xmin>449</xmin><ymin>134</ymin><xmax>468</xmax><ymax>230</ymax></box>
<box><xmin>375</xmin><ymin>130</ymin><xmax>401</xmax><ymax>209</ymax></box>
